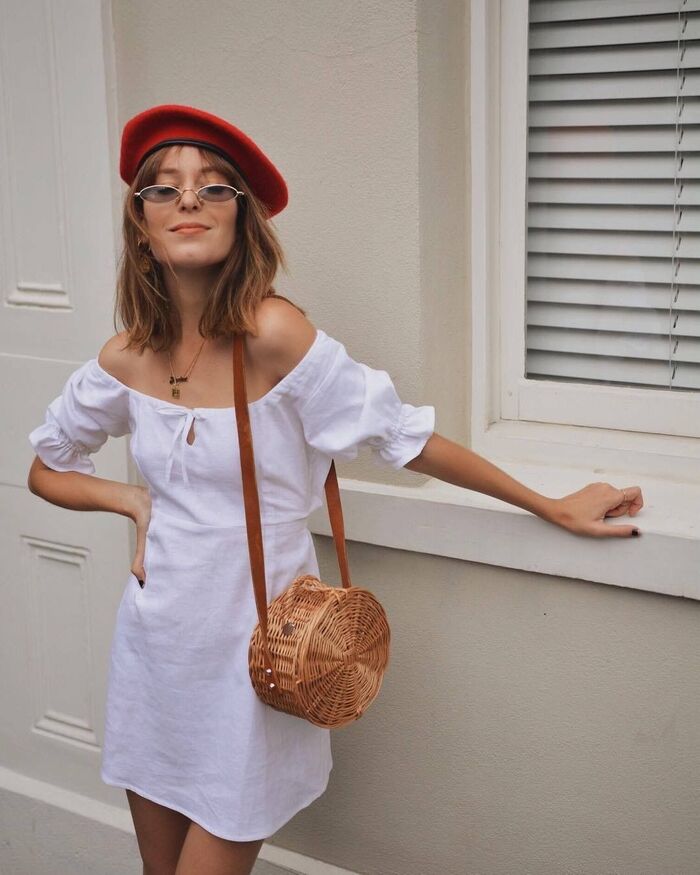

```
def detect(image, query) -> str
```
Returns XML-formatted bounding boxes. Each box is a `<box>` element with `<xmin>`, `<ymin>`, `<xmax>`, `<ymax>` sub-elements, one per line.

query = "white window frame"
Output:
<box><xmin>471</xmin><ymin>0</ymin><xmax>700</xmax><ymax>483</ymax></box>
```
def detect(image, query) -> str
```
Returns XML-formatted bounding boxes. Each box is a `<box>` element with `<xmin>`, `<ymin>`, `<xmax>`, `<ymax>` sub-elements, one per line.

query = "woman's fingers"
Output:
<box><xmin>129</xmin><ymin>486</ymin><xmax>151</xmax><ymax>583</ymax></box>
<box><xmin>624</xmin><ymin>485</ymin><xmax>644</xmax><ymax>515</ymax></box>
<box><xmin>130</xmin><ymin>527</ymin><xmax>146</xmax><ymax>581</ymax></box>
<box><xmin>593</xmin><ymin>520</ymin><xmax>641</xmax><ymax>537</ymax></box>
<box><xmin>604</xmin><ymin>485</ymin><xmax>644</xmax><ymax>517</ymax></box>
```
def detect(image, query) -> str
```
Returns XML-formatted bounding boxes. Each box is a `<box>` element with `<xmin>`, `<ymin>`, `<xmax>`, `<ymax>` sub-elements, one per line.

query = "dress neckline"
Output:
<box><xmin>90</xmin><ymin>328</ymin><xmax>323</xmax><ymax>414</ymax></box>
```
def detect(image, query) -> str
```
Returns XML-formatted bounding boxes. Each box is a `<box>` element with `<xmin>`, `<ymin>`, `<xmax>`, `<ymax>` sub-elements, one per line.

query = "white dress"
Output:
<box><xmin>28</xmin><ymin>327</ymin><xmax>435</xmax><ymax>841</ymax></box>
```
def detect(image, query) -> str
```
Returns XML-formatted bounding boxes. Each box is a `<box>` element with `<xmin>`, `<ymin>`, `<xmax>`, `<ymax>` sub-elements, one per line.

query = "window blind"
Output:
<box><xmin>526</xmin><ymin>0</ymin><xmax>700</xmax><ymax>392</ymax></box>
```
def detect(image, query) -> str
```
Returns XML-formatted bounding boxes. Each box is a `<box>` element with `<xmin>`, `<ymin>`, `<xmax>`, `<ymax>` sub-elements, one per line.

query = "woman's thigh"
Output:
<box><xmin>126</xmin><ymin>788</ymin><xmax>191</xmax><ymax>874</ymax></box>
<box><xmin>174</xmin><ymin>820</ymin><xmax>265</xmax><ymax>875</ymax></box>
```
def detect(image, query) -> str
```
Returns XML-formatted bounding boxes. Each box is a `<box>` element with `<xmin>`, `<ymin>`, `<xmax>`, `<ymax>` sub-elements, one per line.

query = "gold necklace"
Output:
<box><xmin>167</xmin><ymin>338</ymin><xmax>207</xmax><ymax>399</ymax></box>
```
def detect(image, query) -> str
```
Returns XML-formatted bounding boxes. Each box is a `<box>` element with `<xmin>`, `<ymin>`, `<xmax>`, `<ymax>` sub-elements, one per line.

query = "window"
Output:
<box><xmin>471</xmin><ymin>0</ymin><xmax>700</xmax><ymax>481</ymax></box>
<box><xmin>526</xmin><ymin>0</ymin><xmax>699</xmax><ymax>405</ymax></box>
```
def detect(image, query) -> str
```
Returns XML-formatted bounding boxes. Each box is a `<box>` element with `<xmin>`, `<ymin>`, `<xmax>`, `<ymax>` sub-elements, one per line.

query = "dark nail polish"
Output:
<box><xmin>631</xmin><ymin>529</ymin><xmax>640</xmax><ymax>537</ymax></box>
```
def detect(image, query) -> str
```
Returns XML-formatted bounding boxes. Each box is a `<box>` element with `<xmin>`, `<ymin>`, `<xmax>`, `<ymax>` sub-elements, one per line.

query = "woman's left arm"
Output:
<box><xmin>404</xmin><ymin>433</ymin><xmax>643</xmax><ymax>539</ymax></box>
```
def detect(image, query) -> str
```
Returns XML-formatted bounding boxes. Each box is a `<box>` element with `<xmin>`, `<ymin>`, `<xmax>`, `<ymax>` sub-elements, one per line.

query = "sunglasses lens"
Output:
<box><xmin>140</xmin><ymin>185</ymin><xmax>179</xmax><ymax>203</ymax></box>
<box><xmin>199</xmin><ymin>185</ymin><xmax>236</xmax><ymax>202</ymax></box>
<box><xmin>137</xmin><ymin>185</ymin><xmax>238</xmax><ymax>203</ymax></box>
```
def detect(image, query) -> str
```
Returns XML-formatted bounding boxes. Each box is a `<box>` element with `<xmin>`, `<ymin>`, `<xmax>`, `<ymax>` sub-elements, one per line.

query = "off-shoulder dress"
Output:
<box><xmin>28</xmin><ymin>327</ymin><xmax>435</xmax><ymax>841</ymax></box>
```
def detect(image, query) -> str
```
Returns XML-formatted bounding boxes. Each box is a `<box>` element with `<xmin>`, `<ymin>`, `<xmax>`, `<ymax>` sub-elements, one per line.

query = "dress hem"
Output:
<box><xmin>99</xmin><ymin>765</ymin><xmax>333</xmax><ymax>842</ymax></box>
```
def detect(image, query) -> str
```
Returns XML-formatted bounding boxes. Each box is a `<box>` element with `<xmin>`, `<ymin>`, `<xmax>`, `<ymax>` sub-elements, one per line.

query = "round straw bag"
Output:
<box><xmin>232</xmin><ymin>333</ymin><xmax>390</xmax><ymax>729</ymax></box>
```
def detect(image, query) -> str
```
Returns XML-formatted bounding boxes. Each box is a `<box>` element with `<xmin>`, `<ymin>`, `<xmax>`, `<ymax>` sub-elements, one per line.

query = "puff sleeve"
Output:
<box><xmin>28</xmin><ymin>359</ymin><xmax>131</xmax><ymax>474</ymax></box>
<box><xmin>286</xmin><ymin>329</ymin><xmax>435</xmax><ymax>469</ymax></box>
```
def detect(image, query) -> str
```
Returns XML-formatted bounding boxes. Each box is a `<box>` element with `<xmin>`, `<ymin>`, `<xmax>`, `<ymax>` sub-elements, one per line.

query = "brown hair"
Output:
<box><xmin>114</xmin><ymin>143</ymin><xmax>306</xmax><ymax>352</ymax></box>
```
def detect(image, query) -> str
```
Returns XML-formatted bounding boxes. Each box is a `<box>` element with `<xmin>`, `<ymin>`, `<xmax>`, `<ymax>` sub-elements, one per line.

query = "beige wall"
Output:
<box><xmin>111</xmin><ymin>2</ymin><xmax>700</xmax><ymax>874</ymax></box>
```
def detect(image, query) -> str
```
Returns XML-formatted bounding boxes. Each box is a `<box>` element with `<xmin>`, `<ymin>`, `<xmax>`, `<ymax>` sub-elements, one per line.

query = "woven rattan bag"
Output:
<box><xmin>232</xmin><ymin>333</ymin><xmax>391</xmax><ymax>729</ymax></box>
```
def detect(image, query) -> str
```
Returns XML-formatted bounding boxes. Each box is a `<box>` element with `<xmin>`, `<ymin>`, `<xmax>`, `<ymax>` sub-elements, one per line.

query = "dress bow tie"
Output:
<box><xmin>155</xmin><ymin>405</ymin><xmax>209</xmax><ymax>486</ymax></box>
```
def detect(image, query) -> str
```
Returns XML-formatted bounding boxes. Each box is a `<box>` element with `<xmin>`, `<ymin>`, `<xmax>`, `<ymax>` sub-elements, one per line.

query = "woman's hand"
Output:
<box><xmin>549</xmin><ymin>482</ymin><xmax>643</xmax><ymax>538</ymax></box>
<box><xmin>124</xmin><ymin>484</ymin><xmax>152</xmax><ymax>584</ymax></box>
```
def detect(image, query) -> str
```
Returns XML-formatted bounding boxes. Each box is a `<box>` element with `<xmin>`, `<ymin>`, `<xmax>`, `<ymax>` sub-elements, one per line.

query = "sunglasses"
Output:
<box><xmin>134</xmin><ymin>184</ymin><xmax>246</xmax><ymax>204</ymax></box>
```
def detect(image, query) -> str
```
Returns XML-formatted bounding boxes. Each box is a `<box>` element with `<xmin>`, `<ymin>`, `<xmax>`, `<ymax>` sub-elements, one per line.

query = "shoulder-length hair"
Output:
<box><xmin>114</xmin><ymin>143</ymin><xmax>305</xmax><ymax>352</ymax></box>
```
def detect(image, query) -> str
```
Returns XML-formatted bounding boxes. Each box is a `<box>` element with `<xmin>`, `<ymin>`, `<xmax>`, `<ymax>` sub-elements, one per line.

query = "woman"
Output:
<box><xmin>27</xmin><ymin>104</ymin><xmax>643</xmax><ymax>875</ymax></box>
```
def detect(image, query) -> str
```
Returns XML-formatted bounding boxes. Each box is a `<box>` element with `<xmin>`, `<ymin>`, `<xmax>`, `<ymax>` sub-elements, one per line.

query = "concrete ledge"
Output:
<box><xmin>309</xmin><ymin>468</ymin><xmax>700</xmax><ymax>602</ymax></box>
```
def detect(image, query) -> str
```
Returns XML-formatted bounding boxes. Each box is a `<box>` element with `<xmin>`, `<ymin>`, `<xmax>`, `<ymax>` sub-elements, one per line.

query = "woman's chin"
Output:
<box><xmin>159</xmin><ymin>253</ymin><xmax>226</xmax><ymax>272</ymax></box>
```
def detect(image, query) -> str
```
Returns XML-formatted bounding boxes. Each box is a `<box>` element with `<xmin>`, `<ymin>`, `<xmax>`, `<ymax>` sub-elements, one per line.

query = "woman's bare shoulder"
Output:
<box><xmin>97</xmin><ymin>331</ymin><xmax>139</xmax><ymax>383</ymax></box>
<box><xmin>249</xmin><ymin>297</ymin><xmax>319</xmax><ymax>380</ymax></box>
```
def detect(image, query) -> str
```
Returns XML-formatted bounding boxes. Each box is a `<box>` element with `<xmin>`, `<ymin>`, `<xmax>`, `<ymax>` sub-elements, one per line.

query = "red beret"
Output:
<box><xmin>119</xmin><ymin>103</ymin><xmax>288</xmax><ymax>218</ymax></box>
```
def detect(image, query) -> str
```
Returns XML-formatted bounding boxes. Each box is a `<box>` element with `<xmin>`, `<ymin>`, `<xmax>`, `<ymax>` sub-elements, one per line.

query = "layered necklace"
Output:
<box><xmin>167</xmin><ymin>338</ymin><xmax>207</xmax><ymax>400</ymax></box>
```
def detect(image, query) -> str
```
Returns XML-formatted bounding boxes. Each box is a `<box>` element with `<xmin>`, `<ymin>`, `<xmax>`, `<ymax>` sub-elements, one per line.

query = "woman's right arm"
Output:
<box><xmin>27</xmin><ymin>457</ymin><xmax>152</xmax><ymax>580</ymax></box>
<box><xmin>27</xmin><ymin>455</ymin><xmax>141</xmax><ymax>518</ymax></box>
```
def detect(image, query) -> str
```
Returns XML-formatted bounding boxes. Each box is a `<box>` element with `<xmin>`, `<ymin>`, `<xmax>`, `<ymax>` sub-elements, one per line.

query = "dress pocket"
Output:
<box><xmin>128</xmin><ymin>573</ymin><xmax>143</xmax><ymax>602</ymax></box>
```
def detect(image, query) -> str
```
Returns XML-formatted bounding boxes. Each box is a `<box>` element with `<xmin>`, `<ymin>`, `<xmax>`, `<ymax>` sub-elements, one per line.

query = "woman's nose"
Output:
<box><xmin>177</xmin><ymin>188</ymin><xmax>202</xmax><ymax>207</ymax></box>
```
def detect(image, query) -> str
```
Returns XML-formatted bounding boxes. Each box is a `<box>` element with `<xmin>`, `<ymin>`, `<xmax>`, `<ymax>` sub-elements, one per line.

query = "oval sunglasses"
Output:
<box><xmin>134</xmin><ymin>184</ymin><xmax>246</xmax><ymax>204</ymax></box>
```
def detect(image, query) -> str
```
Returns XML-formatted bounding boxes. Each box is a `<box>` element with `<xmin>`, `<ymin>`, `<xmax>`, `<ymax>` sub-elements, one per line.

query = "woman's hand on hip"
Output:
<box><xmin>125</xmin><ymin>485</ymin><xmax>152</xmax><ymax>583</ymax></box>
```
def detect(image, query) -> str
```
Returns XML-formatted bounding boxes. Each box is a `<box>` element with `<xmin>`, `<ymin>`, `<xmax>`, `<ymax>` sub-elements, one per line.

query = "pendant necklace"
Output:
<box><xmin>167</xmin><ymin>338</ymin><xmax>207</xmax><ymax>399</ymax></box>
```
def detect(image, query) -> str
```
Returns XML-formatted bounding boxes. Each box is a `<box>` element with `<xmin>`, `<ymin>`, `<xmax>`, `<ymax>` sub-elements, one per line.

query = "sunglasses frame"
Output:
<box><xmin>134</xmin><ymin>184</ymin><xmax>246</xmax><ymax>204</ymax></box>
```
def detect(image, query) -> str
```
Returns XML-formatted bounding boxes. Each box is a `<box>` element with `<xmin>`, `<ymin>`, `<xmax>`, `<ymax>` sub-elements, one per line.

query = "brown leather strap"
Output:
<box><xmin>232</xmin><ymin>333</ymin><xmax>352</xmax><ymax>681</ymax></box>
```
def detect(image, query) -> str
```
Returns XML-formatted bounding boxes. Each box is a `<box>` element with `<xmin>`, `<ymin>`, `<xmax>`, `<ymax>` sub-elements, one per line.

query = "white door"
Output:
<box><xmin>0</xmin><ymin>0</ymin><xmax>135</xmax><ymax>804</ymax></box>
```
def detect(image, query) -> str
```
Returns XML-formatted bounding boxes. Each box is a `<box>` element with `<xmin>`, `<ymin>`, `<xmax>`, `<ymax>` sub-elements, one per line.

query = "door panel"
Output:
<box><xmin>0</xmin><ymin>0</ymin><xmax>134</xmax><ymax>801</ymax></box>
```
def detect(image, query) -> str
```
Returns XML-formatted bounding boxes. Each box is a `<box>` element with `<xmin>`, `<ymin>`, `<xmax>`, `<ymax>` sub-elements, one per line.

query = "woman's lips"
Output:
<box><xmin>172</xmin><ymin>227</ymin><xmax>209</xmax><ymax>235</ymax></box>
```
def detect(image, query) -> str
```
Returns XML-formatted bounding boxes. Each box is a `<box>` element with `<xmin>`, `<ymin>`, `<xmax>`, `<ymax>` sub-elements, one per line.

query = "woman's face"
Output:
<box><xmin>140</xmin><ymin>145</ymin><xmax>239</xmax><ymax>271</ymax></box>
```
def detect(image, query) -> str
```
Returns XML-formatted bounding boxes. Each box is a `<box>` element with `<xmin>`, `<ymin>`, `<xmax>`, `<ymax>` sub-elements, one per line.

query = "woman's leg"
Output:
<box><xmin>174</xmin><ymin>820</ymin><xmax>265</xmax><ymax>875</ymax></box>
<box><xmin>126</xmin><ymin>789</ymin><xmax>192</xmax><ymax>875</ymax></box>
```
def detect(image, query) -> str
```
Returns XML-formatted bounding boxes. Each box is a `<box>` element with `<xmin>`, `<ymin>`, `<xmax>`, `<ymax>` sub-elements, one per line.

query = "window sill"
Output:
<box><xmin>308</xmin><ymin>461</ymin><xmax>700</xmax><ymax>602</ymax></box>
